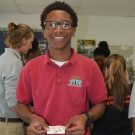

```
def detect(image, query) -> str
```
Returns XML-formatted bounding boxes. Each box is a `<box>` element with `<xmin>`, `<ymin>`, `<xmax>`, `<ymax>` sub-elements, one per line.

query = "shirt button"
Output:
<box><xmin>58</xmin><ymin>69</ymin><xmax>60</xmax><ymax>72</ymax></box>
<box><xmin>58</xmin><ymin>79</ymin><xmax>60</xmax><ymax>82</ymax></box>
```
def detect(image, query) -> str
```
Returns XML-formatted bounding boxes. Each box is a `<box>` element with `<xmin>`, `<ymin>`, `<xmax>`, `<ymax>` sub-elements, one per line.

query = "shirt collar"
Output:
<box><xmin>5</xmin><ymin>48</ymin><xmax>22</xmax><ymax>59</ymax></box>
<box><xmin>44</xmin><ymin>48</ymin><xmax>78</xmax><ymax>65</ymax></box>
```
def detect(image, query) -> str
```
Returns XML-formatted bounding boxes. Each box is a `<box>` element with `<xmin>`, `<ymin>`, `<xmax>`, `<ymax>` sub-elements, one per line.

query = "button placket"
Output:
<box><xmin>57</xmin><ymin>68</ymin><xmax>61</xmax><ymax>84</ymax></box>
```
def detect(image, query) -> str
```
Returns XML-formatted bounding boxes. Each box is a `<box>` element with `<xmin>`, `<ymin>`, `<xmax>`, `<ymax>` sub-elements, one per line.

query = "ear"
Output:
<box><xmin>42</xmin><ymin>30</ymin><xmax>47</xmax><ymax>38</ymax></box>
<box><xmin>72</xmin><ymin>28</ymin><xmax>76</xmax><ymax>37</ymax></box>
<box><xmin>22</xmin><ymin>38</ymin><xmax>27</xmax><ymax>45</ymax></box>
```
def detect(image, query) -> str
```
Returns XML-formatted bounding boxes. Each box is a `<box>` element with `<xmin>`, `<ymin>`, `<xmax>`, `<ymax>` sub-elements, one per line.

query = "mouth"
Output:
<box><xmin>54</xmin><ymin>36</ymin><xmax>64</xmax><ymax>40</ymax></box>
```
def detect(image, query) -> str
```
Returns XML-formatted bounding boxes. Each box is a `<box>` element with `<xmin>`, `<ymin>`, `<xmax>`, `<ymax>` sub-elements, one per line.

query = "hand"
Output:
<box><xmin>27</xmin><ymin>115</ymin><xmax>49</xmax><ymax>135</ymax></box>
<box><xmin>65</xmin><ymin>114</ymin><xmax>87</xmax><ymax>135</ymax></box>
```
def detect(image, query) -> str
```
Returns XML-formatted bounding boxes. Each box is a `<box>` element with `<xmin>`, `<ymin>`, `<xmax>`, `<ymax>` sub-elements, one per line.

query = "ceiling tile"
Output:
<box><xmin>16</xmin><ymin>0</ymin><xmax>82</xmax><ymax>7</ymax></box>
<box><xmin>81</xmin><ymin>0</ymin><xmax>135</xmax><ymax>9</ymax></box>
<box><xmin>0</xmin><ymin>0</ymin><xmax>17</xmax><ymax>5</ymax></box>
<box><xmin>0</xmin><ymin>0</ymin><xmax>135</xmax><ymax>17</ymax></box>
<box><xmin>77</xmin><ymin>7</ymin><xmax>135</xmax><ymax>17</ymax></box>
<box><xmin>54</xmin><ymin>0</ymin><xmax>83</xmax><ymax>7</ymax></box>
<box><xmin>0</xmin><ymin>6</ymin><xmax>21</xmax><ymax>13</ymax></box>
<box><xmin>128</xmin><ymin>10</ymin><xmax>135</xmax><ymax>16</ymax></box>
<box><xmin>19</xmin><ymin>6</ymin><xmax>44</xmax><ymax>14</ymax></box>
<box><xmin>15</xmin><ymin>0</ymin><xmax>50</xmax><ymax>6</ymax></box>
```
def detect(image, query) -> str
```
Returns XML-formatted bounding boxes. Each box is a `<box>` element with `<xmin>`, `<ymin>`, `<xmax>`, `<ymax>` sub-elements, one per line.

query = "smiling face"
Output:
<box><xmin>42</xmin><ymin>10</ymin><xmax>76</xmax><ymax>51</ymax></box>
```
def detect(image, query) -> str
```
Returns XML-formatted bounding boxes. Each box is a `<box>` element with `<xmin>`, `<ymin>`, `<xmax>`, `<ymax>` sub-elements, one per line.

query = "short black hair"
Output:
<box><xmin>94</xmin><ymin>41</ymin><xmax>110</xmax><ymax>57</ymax></box>
<box><xmin>25</xmin><ymin>38</ymin><xmax>39</xmax><ymax>59</ymax></box>
<box><xmin>40</xmin><ymin>1</ymin><xmax>78</xmax><ymax>29</ymax></box>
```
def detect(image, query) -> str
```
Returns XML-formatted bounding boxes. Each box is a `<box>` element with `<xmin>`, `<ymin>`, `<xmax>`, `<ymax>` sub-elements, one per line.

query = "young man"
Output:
<box><xmin>15</xmin><ymin>1</ymin><xmax>107</xmax><ymax>135</ymax></box>
<box><xmin>0</xmin><ymin>22</ymin><xmax>34</xmax><ymax>135</ymax></box>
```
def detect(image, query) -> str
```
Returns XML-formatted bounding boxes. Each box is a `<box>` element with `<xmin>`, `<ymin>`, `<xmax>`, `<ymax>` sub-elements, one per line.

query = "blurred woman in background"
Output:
<box><xmin>0</xmin><ymin>22</ymin><xmax>34</xmax><ymax>135</ymax></box>
<box><xmin>92</xmin><ymin>54</ymin><xmax>132</xmax><ymax>135</ymax></box>
<box><xmin>94</xmin><ymin>41</ymin><xmax>110</xmax><ymax>75</ymax></box>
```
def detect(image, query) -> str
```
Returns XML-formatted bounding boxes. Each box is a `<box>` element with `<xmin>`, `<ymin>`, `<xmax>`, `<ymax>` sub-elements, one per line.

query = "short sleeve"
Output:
<box><xmin>128</xmin><ymin>82</ymin><xmax>135</xmax><ymax>118</ymax></box>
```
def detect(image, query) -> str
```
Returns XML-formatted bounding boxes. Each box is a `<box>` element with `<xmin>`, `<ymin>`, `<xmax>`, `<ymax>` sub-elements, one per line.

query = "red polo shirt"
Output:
<box><xmin>16</xmin><ymin>48</ymin><xmax>107</xmax><ymax>135</ymax></box>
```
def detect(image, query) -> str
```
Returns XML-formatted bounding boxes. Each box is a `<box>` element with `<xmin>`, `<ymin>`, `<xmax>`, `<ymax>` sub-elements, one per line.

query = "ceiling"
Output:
<box><xmin>0</xmin><ymin>0</ymin><xmax>135</xmax><ymax>17</ymax></box>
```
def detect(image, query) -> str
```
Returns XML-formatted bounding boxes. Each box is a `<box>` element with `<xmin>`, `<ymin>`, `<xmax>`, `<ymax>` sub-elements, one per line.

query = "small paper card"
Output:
<box><xmin>47</xmin><ymin>125</ymin><xmax>65</xmax><ymax>134</ymax></box>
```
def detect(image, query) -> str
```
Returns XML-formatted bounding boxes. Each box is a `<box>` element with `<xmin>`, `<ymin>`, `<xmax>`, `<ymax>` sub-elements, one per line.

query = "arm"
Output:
<box><xmin>15</xmin><ymin>101</ymin><xmax>35</xmax><ymax>123</ymax></box>
<box><xmin>87</xmin><ymin>101</ymin><xmax>106</xmax><ymax>121</ymax></box>
<box><xmin>15</xmin><ymin>101</ymin><xmax>49</xmax><ymax>134</ymax></box>
<box><xmin>4</xmin><ymin>60</ymin><xmax>23</xmax><ymax>113</ymax></box>
<box><xmin>65</xmin><ymin>101</ymin><xmax>106</xmax><ymax>135</ymax></box>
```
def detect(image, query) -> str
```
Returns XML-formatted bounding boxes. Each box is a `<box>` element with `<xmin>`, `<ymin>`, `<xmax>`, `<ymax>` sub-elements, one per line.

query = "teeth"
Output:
<box><xmin>55</xmin><ymin>37</ymin><xmax>64</xmax><ymax>39</ymax></box>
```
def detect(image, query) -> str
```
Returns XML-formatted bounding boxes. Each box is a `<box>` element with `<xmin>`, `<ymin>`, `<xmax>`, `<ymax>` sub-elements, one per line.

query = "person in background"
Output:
<box><xmin>22</xmin><ymin>38</ymin><xmax>41</xmax><ymax>65</ymax></box>
<box><xmin>15</xmin><ymin>1</ymin><xmax>107</xmax><ymax>135</ymax></box>
<box><xmin>23</xmin><ymin>38</ymin><xmax>41</xmax><ymax>135</ymax></box>
<box><xmin>128</xmin><ymin>81</ymin><xmax>135</xmax><ymax>134</ymax></box>
<box><xmin>92</xmin><ymin>54</ymin><xmax>132</xmax><ymax>135</ymax></box>
<box><xmin>0</xmin><ymin>22</ymin><xmax>34</xmax><ymax>135</ymax></box>
<box><xmin>94</xmin><ymin>41</ymin><xmax>110</xmax><ymax>75</ymax></box>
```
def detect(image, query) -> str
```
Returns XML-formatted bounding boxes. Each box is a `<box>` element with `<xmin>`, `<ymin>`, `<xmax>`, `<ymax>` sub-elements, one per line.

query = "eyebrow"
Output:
<box><xmin>45</xmin><ymin>20</ymin><xmax>72</xmax><ymax>22</ymax></box>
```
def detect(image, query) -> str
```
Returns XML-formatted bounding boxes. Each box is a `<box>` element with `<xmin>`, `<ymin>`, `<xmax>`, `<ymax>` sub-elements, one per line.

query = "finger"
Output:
<box><xmin>66</xmin><ymin>127</ymin><xmax>85</xmax><ymax>135</ymax></box>
<box><xmin>42</xmin><ymin>123</ymin><xmax>49</xmax><ymax>131</ymax></box>
<box><xmin>28</xmin><ymin>126</ymin><xmax>47</xmax><ymax>134</ymax></box>
<box><xmin>65</xmin><ymin>119</ymin><xmax>76</xmax><ymax>129</ymax></box>
<box><xmin>66</xmin><ymin>125</ymin><xmax>85</xmax><ymax>135</ymax></box>
<box><xmin>35</xmin><ymin>126</ymin><xmax>42</xmax><ymax>130</ymax></box>
<box><xmin>66</xmin><ymin>126</ymin><xmax>78</xmax><ymax>132</ymax></box>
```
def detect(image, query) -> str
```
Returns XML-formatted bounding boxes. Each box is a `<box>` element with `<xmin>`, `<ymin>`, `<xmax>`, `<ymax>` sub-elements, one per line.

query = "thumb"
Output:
<box><xmin>65</xmin><ymin>120</ymin><xmax>76</xmax><ymax>129</ymax></box>
<box><xmin>42</xmin><ymin>123</ymin><xmax>49</xmax><ymax>131</ymax></box>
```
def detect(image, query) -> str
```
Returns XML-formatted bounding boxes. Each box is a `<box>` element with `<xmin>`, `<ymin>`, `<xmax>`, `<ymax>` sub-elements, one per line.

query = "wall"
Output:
<box><xmin>0</xmin><ymin>13</ymin><xmax>135</xmax><ymax>65</ymax></box>
<box><xmin>0</xmin><ymin>14</ymin><xmax>41</xmax><ymax>29</ymax></box>
<box><xmin>76</xmin><ymin>15</ymin><xmax>135</xmax><ymax>46</ymax></box>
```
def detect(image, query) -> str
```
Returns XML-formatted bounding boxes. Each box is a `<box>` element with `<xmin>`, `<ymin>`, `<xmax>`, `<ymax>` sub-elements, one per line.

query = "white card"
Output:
<box><xmin>47</xmin><ymin>125</ymin><xmax>65</xmax><ymax>134</ymax></box>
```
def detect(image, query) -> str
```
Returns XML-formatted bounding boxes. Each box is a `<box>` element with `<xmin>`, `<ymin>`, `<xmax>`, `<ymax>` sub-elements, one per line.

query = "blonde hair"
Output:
<box><xmin>104</xmin><ymin>54</ymin><xmax>130</xmax><ymax>111</ymax></box>
<box><xmin>4</xmin><ymin>22</ymin><xmax>33</xmax><ymax>48</ymax></box>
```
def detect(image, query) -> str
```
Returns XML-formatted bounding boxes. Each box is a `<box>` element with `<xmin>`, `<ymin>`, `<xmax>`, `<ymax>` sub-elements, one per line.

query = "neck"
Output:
<box><xmin>10</xmin><ymin>46</ymin><xmax>21</xmax><ymax>54</ymax></box>
<box><xmin>49</xmin><ymin>48</ymin><xmax>72</xmax><ymax>62</ymax></box>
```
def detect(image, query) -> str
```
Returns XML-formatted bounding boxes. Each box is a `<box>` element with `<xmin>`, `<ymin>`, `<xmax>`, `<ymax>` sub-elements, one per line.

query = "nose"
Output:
<box><xmin>54</xmin><ymin>25</ymin><xmax>62</xmax><ymax>32</ymax></box>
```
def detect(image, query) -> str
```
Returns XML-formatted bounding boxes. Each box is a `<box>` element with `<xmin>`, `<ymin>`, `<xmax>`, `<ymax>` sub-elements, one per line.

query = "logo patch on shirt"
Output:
<box><xmin>68</xmin><ymin>76</ymin><xmax>82</xmax><ymax>87</ymax></box>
